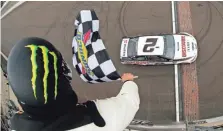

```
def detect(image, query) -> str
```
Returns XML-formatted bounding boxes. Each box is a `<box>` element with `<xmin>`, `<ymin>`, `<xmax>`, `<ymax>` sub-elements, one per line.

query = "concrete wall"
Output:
<box><xmin>0</xmin><ymin>71</ymin><xmax>20</xmax><ymax>114</ymax></box>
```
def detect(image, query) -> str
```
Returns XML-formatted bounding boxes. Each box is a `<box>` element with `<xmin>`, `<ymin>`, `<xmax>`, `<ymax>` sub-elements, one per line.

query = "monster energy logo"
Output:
<box><xmin>25</xmin><ymin>45</ymin><xmax>58</xmax><ymax>104</ymax></box>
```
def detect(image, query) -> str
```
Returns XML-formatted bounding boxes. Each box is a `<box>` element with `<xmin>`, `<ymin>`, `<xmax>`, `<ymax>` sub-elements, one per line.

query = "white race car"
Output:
<box><xmin>120</xmin><ymin>32</ymin><xmax>198</xmax><ymax>65</ymax></box>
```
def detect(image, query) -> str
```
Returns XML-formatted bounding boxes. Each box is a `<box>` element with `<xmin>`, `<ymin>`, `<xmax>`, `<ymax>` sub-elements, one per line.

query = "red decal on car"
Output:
<box><xmin>124</xmin><ymin>39</ymin><xmax>128</xmax><ymax>44</ymax></box>
<box><xmin>182</xmin><ymin>36</ymin><xmax>187</xmax><ymax>57</ymax></box>
<box><xmin>124</xmin><ymin>61</ymin><xmax>148</xmax><ymax>65</ymax></box>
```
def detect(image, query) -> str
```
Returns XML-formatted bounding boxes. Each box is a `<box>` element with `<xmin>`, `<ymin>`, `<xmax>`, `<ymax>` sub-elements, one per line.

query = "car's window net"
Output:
<box><xmin>162</xmin><ymin>35</ymin><xmax>175</xmax><ymax>59</ymax></box>
<box><xmin>127</xmin><ymin>38</ymin><xmax>138</xmax><ymax>57</ymax></box>
<box><xmin>133</xmin><ymin>56</ymin><xmax>147</xmax><ymax>61</ymax></box>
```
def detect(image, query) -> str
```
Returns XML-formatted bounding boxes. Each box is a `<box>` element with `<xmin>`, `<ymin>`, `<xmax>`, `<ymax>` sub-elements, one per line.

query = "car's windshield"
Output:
<box><xmin>127</xmin><ymin>37</ymin><xmax>138</xmax><ymax>57</ymax></box>
<box><xmin>162</xmin><ymin>35</ymin><xmax>175</xmax><ymax>59</ymax></box>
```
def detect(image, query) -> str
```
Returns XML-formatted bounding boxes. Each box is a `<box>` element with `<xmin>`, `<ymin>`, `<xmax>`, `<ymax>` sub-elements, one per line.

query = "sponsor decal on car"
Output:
<box><xmin>124</xmin><ymin>39</ymin><xmax>128</xmax><ymax>44</ymax></box>
<box><xmin>187</xmin><ymin>41</ymin><xmax>191</xmax><ymax>52</ymax></box>
<box><xmin>177</xmin><ymin>42</ymin><xmax>180</xmax><ymax>51</ymax></box>
<box><xmin>192</xmin><ymin>42</ymin><xmax>195</xmax><ymax>51</ymax></box>
<box><xmin>123</xmin><ymin>44</ymin><xmax>127</xmax><ymax>57</ymax></box>
<box><xmin>122</xmin><ymin>39</ymin><xmax>128</xmax><ymax>57</ymax></box>
<box><xmin>123</xmin><ymin>61</ymin><xmax>148</xmax><ymax>65</ymax></box>
<box><xmin>181</xmin><ymin>36</ymin><xmax>187</xmax><ymax>57</ymax></box>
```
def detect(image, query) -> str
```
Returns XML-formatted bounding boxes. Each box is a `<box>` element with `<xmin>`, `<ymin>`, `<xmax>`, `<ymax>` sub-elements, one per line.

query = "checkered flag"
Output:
<box><xmin>72</xmin><ymin>10</ymin><xmax>121</xmax><ymax>83</ymax></box>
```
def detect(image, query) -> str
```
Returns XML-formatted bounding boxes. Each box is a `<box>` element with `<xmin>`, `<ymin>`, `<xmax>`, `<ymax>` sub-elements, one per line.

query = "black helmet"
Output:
<box><xmin>7</xmin><ymin>37</ymin><xmax>77</xmax><ymax>117</ymax></box>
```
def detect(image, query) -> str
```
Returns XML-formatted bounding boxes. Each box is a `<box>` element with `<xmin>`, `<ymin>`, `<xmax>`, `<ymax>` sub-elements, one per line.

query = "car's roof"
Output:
<box><xmin>137</xmin><ymin>36</ymin><xmax>165</xmax><ymax>56</ymax></box>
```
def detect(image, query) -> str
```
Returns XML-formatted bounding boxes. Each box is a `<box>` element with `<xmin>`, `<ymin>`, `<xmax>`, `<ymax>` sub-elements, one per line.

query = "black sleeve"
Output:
<box><xmin>43</xmin><ymin>101</ymin><xmax>105</xmax><ymax>131</ymax></box>
<box><xmin>84</xmin><ymin>101</ymin><xmax>105</xmax><ymax>127</ymax></box>
<box><xmin>10</xmin><ymin>113</ymin><xmax>44</xmax><ymax>131</ymax></box>
<box><xmin>42</xmin><ymin>105</ymin><xmax>92</xmax><ymax>131</ymax></box>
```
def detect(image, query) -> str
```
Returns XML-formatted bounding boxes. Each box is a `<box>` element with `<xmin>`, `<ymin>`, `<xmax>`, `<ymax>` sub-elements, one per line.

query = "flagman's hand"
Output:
<box><xmin>121</xmin><ymin>73</ymin><xmax>134</xmax><ymax>82</ymax></box>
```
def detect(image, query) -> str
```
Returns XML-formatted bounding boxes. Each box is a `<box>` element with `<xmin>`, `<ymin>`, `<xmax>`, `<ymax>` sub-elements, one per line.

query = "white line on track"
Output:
<box><xmin>1</xmin><ymin>1</ymin><xmax>26</xmax><ymax>60</ymax></box>
<box><xmin>1</xmin><ymin>1</ymin><xmax>9</xmax><ymax>12</ymax></box>
<box><xmin>0</xmin><ymin>51</ymin><xmax>8</xmax><ymax>60</ymax></box>
<box><xmin>1</xmin><ymin>1</ymin><xmax>26</xmax><ymax>20</ymax></box>
<box><xmin>171</xmin><ymin>1</ymin><xmax>180</xmax><ymax>122</ymax></box>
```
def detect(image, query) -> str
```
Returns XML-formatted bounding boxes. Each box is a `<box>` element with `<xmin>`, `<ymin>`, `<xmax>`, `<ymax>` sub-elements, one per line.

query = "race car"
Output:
<box><xmin>120</xmin><ymin>32</ymin><xmax>198</xmax><ymax>65</ymax></box>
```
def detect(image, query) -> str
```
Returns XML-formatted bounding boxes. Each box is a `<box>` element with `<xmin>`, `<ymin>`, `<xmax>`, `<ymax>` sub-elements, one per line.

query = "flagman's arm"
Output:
<box><xmin>93</xmin><ymin>73</ymin><xmax>140</xmax><ymax>130</ymax></box>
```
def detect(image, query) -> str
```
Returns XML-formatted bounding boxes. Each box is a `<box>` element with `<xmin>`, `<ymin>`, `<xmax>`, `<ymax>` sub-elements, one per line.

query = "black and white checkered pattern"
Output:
<box><xmin>72</xmin><ymin>10</ymin><xmax>120</xmax><ymax>83</ymax></box>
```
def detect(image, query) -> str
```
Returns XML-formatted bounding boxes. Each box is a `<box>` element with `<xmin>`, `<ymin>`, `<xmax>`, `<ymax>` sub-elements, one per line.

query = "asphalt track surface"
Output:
<box><xmin>190</xmin><ymin>1</ymin><xmax>223</xmax><ymax>119</ymax></box>
<box><xmin>1</xmin><ymin>1</ymin><xmax>175</xmax><ymax>124</ymax></box>
<box><xmin>2</xmin><ymin>1</ymin><xmax>223</xmax><ymax>124</ymax></box>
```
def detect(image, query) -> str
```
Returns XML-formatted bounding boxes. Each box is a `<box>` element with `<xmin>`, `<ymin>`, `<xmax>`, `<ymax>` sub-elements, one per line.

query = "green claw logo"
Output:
<box><xmin>25</xmin><ymin>45</ymin><xmax>58</xmax><ymax>104</ymax></box>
